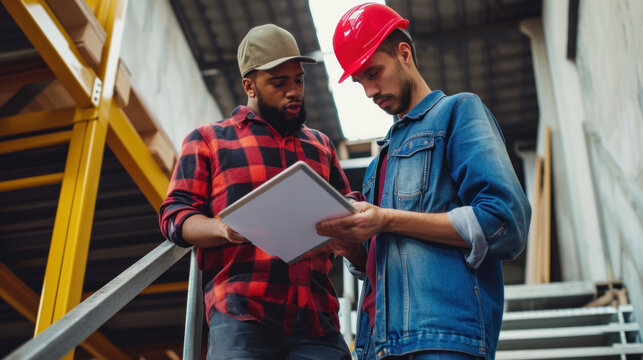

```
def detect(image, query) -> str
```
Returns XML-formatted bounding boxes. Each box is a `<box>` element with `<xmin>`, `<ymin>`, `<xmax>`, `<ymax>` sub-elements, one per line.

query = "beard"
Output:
<box><xmin>256</xmin><ymin>92</ymin><xmax>307</xmax><ymax>137</ymax></box>
<box><xmin>375</xmin><ymin>60</ymin><xmax>416</xmax><ymax>116</ymax></box>
<box><xmin>390</xmin><ymin>74</ymin><xmax>414</xmax><ymax>115</ymax></box>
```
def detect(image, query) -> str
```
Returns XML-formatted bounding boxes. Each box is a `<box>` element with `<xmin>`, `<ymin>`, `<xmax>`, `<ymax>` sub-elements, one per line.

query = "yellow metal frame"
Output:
<box><xmin>0</xmin><ymin>0</ymin><xmax>173</xmax><ymax>358</ymax></box>
<box><xmin>0</xmin><ymin>130</ymin><xmax>72</xmax><ymax>154</ymax></box>
<box><xmin>107</xmin><ymin>102</ymin><xmax>169</xmax><ymax>209</ymax></box>
<box><xmin>0</xmin><ymin>107</ymin><xmax>75</xmax><ymax>138</ymax></box>
<box><xmin>1</xmin><ymin>0</ymin><xmax>99</xmax><ymax>107</ymax></box>
<box><xmin>0</xmin><ymin>173</ymin><xmax>64</xmax><ymax>192</ymax></box>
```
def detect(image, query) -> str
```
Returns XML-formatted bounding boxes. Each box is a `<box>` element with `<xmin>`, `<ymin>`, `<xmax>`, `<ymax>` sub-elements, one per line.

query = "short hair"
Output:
<box><xmin>378</xmin><ymin>28</ymin><xmax>419</xmax><ymax>70</ymax></box>
<box><xmin>244</xmin><ymin>70</ymin><xmax>257</xmax><ymax>80</ymax></box>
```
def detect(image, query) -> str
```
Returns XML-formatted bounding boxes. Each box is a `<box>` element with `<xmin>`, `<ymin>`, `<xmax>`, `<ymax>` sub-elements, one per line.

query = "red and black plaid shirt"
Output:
<box><xmin>159</xmin><ymin>106</ymin><xmax>351</xmax><ymax>336</ymax></box>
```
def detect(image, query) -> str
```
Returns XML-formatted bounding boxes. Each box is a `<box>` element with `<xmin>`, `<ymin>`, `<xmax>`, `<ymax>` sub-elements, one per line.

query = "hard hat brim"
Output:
<box><xmin>337</xmin><ymin>18</ymin><xmax>409</xmax><ymax>83</ymax></box>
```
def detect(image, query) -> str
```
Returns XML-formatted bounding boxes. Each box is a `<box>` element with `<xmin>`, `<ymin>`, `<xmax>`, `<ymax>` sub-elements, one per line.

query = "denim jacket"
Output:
<box><xmin>348</xmin><ymin>91</ymin><xmax>531</xmax><ymax>359</ymax></box>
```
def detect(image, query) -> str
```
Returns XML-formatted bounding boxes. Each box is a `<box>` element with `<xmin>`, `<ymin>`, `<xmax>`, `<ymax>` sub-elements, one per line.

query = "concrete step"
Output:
<box><xmin>499</xmin><ymin>282</ymin><xmax>642</xmax><ymax>360</ymax></box>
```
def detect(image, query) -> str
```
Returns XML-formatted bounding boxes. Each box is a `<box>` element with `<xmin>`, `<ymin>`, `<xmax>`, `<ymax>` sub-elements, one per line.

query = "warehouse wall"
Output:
<box><xmin>119</xmin><ymin>0</ymin><xmax>223</xmax><ymax>151</ymax></box>
<box><xmin>532</xmin><ymin>0</ymin><xmax>643</xmax><ymax>332</ymax></box>
<box><xmin>574</xmin><ymin>0</ymin><xmax>643</xmax><ymax>328</ymax></box>
<box><xmin>538</xmin><ymin>0</ymin><xmax>608</xmax><ymax>282</ymax></box>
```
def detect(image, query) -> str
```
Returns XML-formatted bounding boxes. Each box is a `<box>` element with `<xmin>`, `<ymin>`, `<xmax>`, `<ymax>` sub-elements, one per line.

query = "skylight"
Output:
<box><xmin>308</xmin><ymin>0</ymin><xmax>393</xmax><ymax>141</ymax></box>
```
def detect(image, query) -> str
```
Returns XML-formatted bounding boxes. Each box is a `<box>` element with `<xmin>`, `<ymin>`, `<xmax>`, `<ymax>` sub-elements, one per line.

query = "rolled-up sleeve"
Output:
<box><xmin>447</xmin><ymin>95</ymin><xmax>531</xmax><ymax>261</ymax></box>
<box><xmin>448</xmin><ymin>206</ymin><xmax>488</xmax><ymax>269</ymax></box>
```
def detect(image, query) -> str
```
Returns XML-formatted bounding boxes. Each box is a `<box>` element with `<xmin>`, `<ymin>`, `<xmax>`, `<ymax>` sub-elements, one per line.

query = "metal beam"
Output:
<box><xmin>285</xmin><ymin>0</ymin><xmax>303</xmax><ymax>50</ymax></box>
<box><xmin>0</xmin><ymin>173</ymin><xmax>63</xmax><ymax>192</ymax></box>
<box><xmin>404</xmin><ymin>0</ymin><xmax>415</xmax><ymax>34</ymax></box>
<box><xmin>240</xmin><ymin>0</ymin><xmax>255</xmax><ymax>27</ymax></box>
<box><xmin>216</xmin><ymin>0</ymin><xmax>238</xmax><ymax>47</ymax></box>
<box><xmin>168</xmin><ymin>0</ymin><xmax>203</xmax><ymax>61</ymax></box>
<box><xmin>35</xmin><ymin>114</ymin><xmax>107</xmax><ymax>336</ymax></box>
<box><xmin>34</xmin><ymin>1</ymin><xmax>128</xmax><ymax>358</ymax></box>
<box><xmin>1</xmin><ymin>0</ymin><xmax>99</xmax><ymax>107</ymax></box>
<box><xmin>0</xmin><ymin>107</ymin><xmax>76</xmax><ymax>138</ymax></box>
<box><xmin>85</xmin><ymin>0</ymin><xmax>111</xmax><ymax>30</ymax></box>
<box><xmin>183</xmin><ymin>249</ymin><xmax>203</xmax><ymax>360</ymax></box>
<box><xmin>0</xmin><ymin>130</ymin><xmax>71</xmax><ymax>154</ymax></box>
<box><xmin>192</xmin><ymin>0</ymin><xmax>239</xmax><ymax>107</ymax></box>
<box><xmin>0</xmin><ymin>261</ymin><xmax>39</xmax><ymax>323</ymax></box>
<box><xmin>414</xmin><ymin>18</ymin><xmax>528</xmax><ymax>43</ymax></box>
<box><xmin>432</xmin><ymin>0</ymin><xmax>441</xmax><ymax>31</ymax></box>
<box><xmin>262</xmin><ymin>0</ymin><xmax>277</xmax><ymax>24</ymax></box>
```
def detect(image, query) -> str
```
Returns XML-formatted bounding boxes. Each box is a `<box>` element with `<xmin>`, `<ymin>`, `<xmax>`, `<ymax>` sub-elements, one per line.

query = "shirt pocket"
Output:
<box><xmin>391</xmin><ymin>134</ymin><xmax>434</xmax><ymax>199</ymax></box>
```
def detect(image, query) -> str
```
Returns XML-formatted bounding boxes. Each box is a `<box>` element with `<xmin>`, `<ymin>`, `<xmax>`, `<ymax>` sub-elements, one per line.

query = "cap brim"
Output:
<box><xmin>255</xmin><ymin>55</ymin><xmax>317</xmax><ymax>71</ymax></box>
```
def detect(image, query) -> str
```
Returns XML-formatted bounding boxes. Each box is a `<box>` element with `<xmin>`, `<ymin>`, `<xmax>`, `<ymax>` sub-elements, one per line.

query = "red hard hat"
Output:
<box><xmin>333</xmin><ymin>3</ymin><xmax>409</xmax><ymax>83</ymax></box>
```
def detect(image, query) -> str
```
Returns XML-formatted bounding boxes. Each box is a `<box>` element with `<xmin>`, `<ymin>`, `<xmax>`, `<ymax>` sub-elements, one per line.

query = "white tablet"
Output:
<box><xmin>218</xmin><ymin>161</ymin><xmax>356</xmax><ymax>263</ymax></box>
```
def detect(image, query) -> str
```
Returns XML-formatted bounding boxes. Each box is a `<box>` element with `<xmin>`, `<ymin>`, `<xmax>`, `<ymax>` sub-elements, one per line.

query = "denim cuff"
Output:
<box><xmin>448</xmin><ymin>206</ymin><xmax>489</xmax><ymax>270</ymax></box>
<box><xmin>343</xmin><ymin>257</ymin><xmax>367</xmax><ymax>281</ymax></box>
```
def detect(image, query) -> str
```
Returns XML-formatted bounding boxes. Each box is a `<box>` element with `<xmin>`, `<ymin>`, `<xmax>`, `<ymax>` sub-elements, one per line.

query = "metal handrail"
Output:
<box><xmin>4</xmin><ymin>240</ymin><xmax>191</xmax><ymax>360</ymax></box>
<box><xmin>183</xmin><ymin>248</ymin><xmax>204</xmax><ymax>360</ymax></box>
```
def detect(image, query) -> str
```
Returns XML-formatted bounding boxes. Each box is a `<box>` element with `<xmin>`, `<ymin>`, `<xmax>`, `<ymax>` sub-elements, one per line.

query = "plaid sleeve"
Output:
<box><xmin>159</xmin><ymin>128</ymin><xmax>214</xmax><ymax>247</ymax></box>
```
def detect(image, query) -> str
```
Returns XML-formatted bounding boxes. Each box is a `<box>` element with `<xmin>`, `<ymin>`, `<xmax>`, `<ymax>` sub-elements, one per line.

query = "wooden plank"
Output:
<box><xmin>525</xmin><ymin>155</ymin><xmax>543</xmax><ymax>284</ymax></box>
<box><xmin>142</xmin><ymin>131</ymin><xmax>176</xmax><ymax>177</ymax></box>
<box><xmin>46</xmin><ymin>0</ymin><xmax>106</xmax><ymax>69</ymax></box>
<box><xmin>542</xmin><ymin>127</ymin><xmax>552</xmax><ymax>283</ymax></box>
<box><xmin>0</xmin><ymin>68</ymin><xmax>55</xmax><ymax>92</ymax></box>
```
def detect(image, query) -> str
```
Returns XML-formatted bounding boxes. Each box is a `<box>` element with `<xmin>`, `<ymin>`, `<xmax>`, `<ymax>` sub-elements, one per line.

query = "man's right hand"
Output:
<box><xmin>182</xmin><ymin>214</ymin><xmax>249</xmax><ymax>248</ymax></box>
<box><xmin>214</xmin><ymin>217</ymin><xmax>249</xmax><ymax>244</ymax></box>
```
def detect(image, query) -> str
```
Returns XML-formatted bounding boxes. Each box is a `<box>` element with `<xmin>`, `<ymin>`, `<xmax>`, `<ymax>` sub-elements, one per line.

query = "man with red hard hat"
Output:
<box><xmin>317</xmin><ymin>3</ymin><xmax>531</xmax><ymax>360</ymax></box>
<box><xmin>160</xmin><ymin>24</ymin><xmax>352</xmax><ymax>359</ymax></box>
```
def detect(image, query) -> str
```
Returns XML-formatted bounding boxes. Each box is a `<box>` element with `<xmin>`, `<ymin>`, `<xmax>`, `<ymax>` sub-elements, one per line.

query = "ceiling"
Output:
<box><xmin>169</xmin><ymin>0</ymin><xmax>541</xmax><ymax>181</ymax></box>
<box><xmin>168</xmin><ymin>0</ymin><xmax>344</xmax><ymax>145</ymax></box>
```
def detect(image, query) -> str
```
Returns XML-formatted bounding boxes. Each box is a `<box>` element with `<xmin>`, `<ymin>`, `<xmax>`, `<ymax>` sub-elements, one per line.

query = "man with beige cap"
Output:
<box><xmin>159</xmin><ymin>24</ymin><xmax>352</xmax><ymax>359</ymax></box>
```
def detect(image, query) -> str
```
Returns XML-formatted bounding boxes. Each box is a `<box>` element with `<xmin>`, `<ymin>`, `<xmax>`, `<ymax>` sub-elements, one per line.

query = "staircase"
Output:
<box><xmin>498</xmin><ymin>281</ymin><xmax>643</xmax><ymax>360</ymax></box>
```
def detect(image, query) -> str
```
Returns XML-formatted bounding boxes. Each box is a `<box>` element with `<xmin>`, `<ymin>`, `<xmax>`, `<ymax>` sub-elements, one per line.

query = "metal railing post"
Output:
<box><xmin>183</xmin><ymin>248</ymin><xmax>204</xmax><ymax>360</ymax></box>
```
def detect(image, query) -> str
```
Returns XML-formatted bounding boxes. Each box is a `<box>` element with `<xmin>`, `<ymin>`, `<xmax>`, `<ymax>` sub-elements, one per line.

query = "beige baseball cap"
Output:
<box><xmin>237</xmin><ymin>24</ymin><xmax>316</xmax><ymax>77</ymax></box>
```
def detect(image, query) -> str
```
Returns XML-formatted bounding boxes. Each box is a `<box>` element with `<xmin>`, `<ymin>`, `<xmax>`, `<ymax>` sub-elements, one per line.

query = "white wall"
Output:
<box><xmin>119</xmin><ymin>0</ymin><xmax>223</xmax><ymax>151</ymax></box>
<box><xmin>539</xmin><ymin>0</ymin><xmax>608</xmax><ymax>282</ymax></box>
<box><xmin>521</xmin><ymin>18</ymin><xmax>582</xmax><ymax>282</ymax></box>
<box><xmin>574</xmin><ymin>0</ymin><xmax>643</xmax><ymax>326</ymax></box>
<box><xmin>531</xmin><ymin>0</ymin><xmax>643</xmax><ymax>333</ymax></box>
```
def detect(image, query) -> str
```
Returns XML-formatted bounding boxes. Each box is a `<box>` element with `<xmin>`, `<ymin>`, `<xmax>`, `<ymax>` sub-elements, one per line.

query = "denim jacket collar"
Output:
<box><xmin>380</xmin><ymin>90</ymin><xmax>447</xmax><ymax>146</ymax></box>
<box><xmin>401</xmin><ymin>90</ymin><xmax>446</xmax><ymax>121</ymax></box>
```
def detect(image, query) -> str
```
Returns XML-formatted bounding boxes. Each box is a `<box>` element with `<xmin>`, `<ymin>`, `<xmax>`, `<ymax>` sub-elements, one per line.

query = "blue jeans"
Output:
<box><xmin>207</xmin><ymin>310</ymin><xmax>351</xmax><ymax>360</ymax></box>
<box><xmin>360</xmin><ymin>315</ymin><xmax>483</xmax><ymax>360</ymax></box>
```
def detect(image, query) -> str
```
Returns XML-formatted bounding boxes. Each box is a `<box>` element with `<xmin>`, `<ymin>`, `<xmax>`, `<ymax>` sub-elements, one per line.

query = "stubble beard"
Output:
<box><xmin>386</xmin><ymin>60</ymin><xmax>416</xmax><ymax>116</ymax></box>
